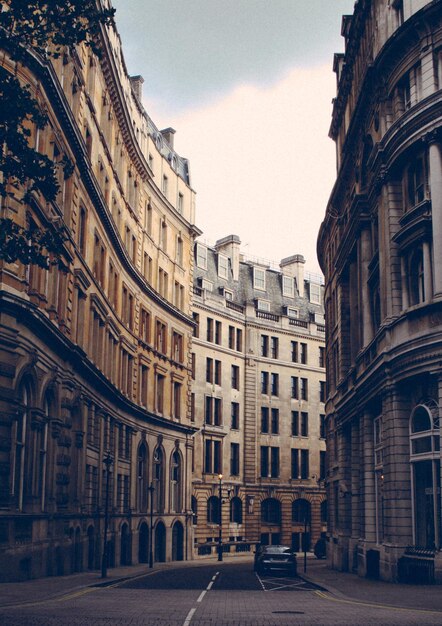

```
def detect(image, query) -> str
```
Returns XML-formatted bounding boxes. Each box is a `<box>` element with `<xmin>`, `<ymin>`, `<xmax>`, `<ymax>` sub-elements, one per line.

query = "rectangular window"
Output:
<box><xmin>301</xmin><ymin>378</ymin><xmax>308</xmax><ymax>400</ymax></box>
<box><xmin>155</xmin><ymin>320</ymin><xmax>167</xmax><ymax>354</ymax></box>
<box><xmin>236</xmin><ymin>329</ymin><xmax>242</xmax><ymax>352</ymax></box>
<box><xmin>309</xmin><ymin>283</ymin><xmax>321</xmax><ymax>304</ymax></box>
<box><xmin>204</xmin><ymin>439</ymin><xmax>222</xmax><ymax>474</ymax></box>
<box><xmin>173</xmin><ymin>382</ymin><xmax>181</xmax><ymax>419</ymax></box>
<box><xmin>215</xmin><ymin>360</ymin><xmax>222</xmax><ymax>386</ymax></box>
<box><xmin>260</xmin><ymin>446</ymin><xmax>279</xmax><ymax>478</ymax></box>
<box><xmin>320</xmin><ymin>381</ymin><xmax>326</xmax><ymax>403</ymax></box>
<box><xmin>260</xmin><ymin>446</ymin><xmax>269</xmax><ymax>478</ymax></box>
<box><xmin>191</xmin><ymin>353</ymin><xmax>196</xmax><ymax>380</ymax></box>
<box><xmin>320</xmin><ymin>414</ymin><xmax>326</xmax><ymax>439</ymax></box>
<box><xmin>206</xmin><ymin>358</ymin><xmax>213</xmax><ymax>383</ymax></box>
<box><xmin>282</xmin><ymin>275</ymin><xmax>294</xmax><ymax>297</ymax></box>
<box><xmin>261</xmin><ymin>371</ymin><xmax>269</xmax><ymax>394</ymax></box>
<box><xmin>320</xmin><ymin>451</ymin><xmax>326</xmax><ymax>480</ymax></box>
<box><xmin>261</xmin><ymin>335</ymin><xmax>269</xmax><ymax>357</ymax></box>
<box><xmin>214</xmin><ymin>398</ymin><xmax>222</xmax><ymax>426</ymax></box>
<box><xmin>253</xmin><ymin>267</ymin><xmax>266</xmax><ymax>290</ymax></box>
<box><xmin>291</xmin><ymin>411</ymin><xmax>299</xmax><ymax>437</ymax></box>
<box><xmin>177</xmin><ymin>192</ymin><xmax>184</xmax><ymax>214</ymax></box>
<box><xmin>271</xmin><ymin>408</ymin><xmax>279</xmax><ymax>434</ymax></box>
<box><xmin>319</xmin><ymin>346</ymin><xmax>325</xmax><ymax>368</ymax></box>
<box><xmin>271</xmin><ymin>373</ymin><xmax>279</xmax><ymax>396</ymax></box>
<box><xmin>139</xmin><ymin>364</ymin><xmax>148</xmax><ymax>408</ymax></box>
<box><xmin>230</xmin><ymin>443</ymin><xmax>240</xmax><ymax>476</ymax></box>
<box><xmin>291</xmin><ymin>341</ymin><xmax>298</xmax><ymax>362</ymax></box>
<box><xmin>193</xmin><ymin>312</ymin><xmax>199</xmax><ymax>338</ymax></box>
<box><xmin>156</xmin><ymin>373</ymin><xmax>165</xmax><ymax>413</ymax></box>
<box><xmin>261</xmin><ymin>407</ymin><xmax>269</xmax><ymax>433</ymax></box>
<box><xmin>301</xmin><ymin>412</ymin><xmax>308</xmax><ymax>437</ymax></box>
<box><xmin>257</xmin><ymin>300</ymin><xmax>270</xmax><ymax>311</ymax></box>
<box><xmin>291</xmin><ymin>376</ymin><xmax>298</xmax><ymax>399</ymax></box>
<box><xmin>271</xmin><ymin>447</ymin><xmax>279</xmax><ymax>478</ymax></box>
<box><xmin>215</xmin><ymin>320</ymin><xmax>222</xmax><ymax>345</ymax></box>
<box><xmin>271</xmin><ymin>337</ymin><xmax>279</xmax><ymax>359</ymax></box>
<box><xmin>139</xmin><ymin>308</ymin><xmax>151</xmax><ymax>344</ymax></box>
<box><xmin>207</xmin><ymin>318</ymin><xmax>213</xmax><ymax>342</ymax></box>
<box><xmin>172</xmin><ymin>331</ymin><xmax>183</xmax><ymax>363</ymax></box>
<box><xmin>291</xmin><ymin>449</ymin><xmax>299</xmax><ymax>479</ymax></box>
<box><xmin>300</xmin><ymin>343</ymin><xmax>307</xmax><ymax>364</ymax></box>
<box><xmin>196</xmin><ymin>243</ymin><xmax>207</xmax><ymax>269</ymax></box>
<box><xmin>231</xmin><ymin>402</ymin><xmax>239</xmax><ymax>429</ymax></box>
<box><xmin>205</xmin><ymin>396</ymin><xmax>213</xmax><ymax>424</ymax></box>
<box><xmin>162</xmin><ymin>174</ymin><xmax>168</xmax><ymax>196</ymax></box>
<box><xmin>301</xmin><ymin>449</ymin><xmax>309</xmax><ymax>480</ymax></box>
<box><xmin>218</xmin><ymin>254</ymin><xmax>229</xmax><ymax>279</ymax></box>
<box><xmin>231</xmin><ymin>365</ymin><xmax>240</xmax><ymax>390</ymax></box>
<box><xmin>229</xmin><ymin>326</ymin><xmax>235</xmax><ymax>349</ymax></box>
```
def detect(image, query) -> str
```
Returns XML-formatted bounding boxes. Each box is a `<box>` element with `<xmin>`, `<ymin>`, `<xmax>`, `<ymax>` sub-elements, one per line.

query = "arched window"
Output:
<box><xmin>410</xmin><ymin>401</ymin><xmax>440</xmax><ymax>549</ymax></box>
<box><xmin>170</xmin><ymin>450</ymin><xmax>182</xmax><ymax>513</ymax></box>
<box><xmin>261</xmin><ymin>498</ymin><xmax>281</xmax><ymax>524</ymax></box>
<box><xmin>137</xmin><ymin>442</ymin><xmax>148</xmax><ymax>512</ymax></box>
<box><xmin>292</xmin><ymin>499</ymin><xmax>311</xmax><ymax>523</ymax></box>
<box><xmin>207</xmin><ymin>496</ymin><xmax>220</xmax><ymax>524</ymax></box>
<box><xmin>230</xmin><ymin>497</ymin><xmax>243</xmax><ymax>524</ymax></box>
<box><xmin>153</xmin><ymin>447</ymin><xmax>164</xmax><ymax>513</ymax></box>
<box><xmin>14</xmin><ymin>380</ymin><xmax>32</xmax><ymax>510</ymax></box>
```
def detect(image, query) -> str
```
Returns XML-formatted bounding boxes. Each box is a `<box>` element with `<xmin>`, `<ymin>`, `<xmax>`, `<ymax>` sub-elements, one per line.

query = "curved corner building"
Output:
<box><xmin>0</xmin><ymin>2</ymin><xmax>200</xmax><ymax>580</ymax></box>
<box><xmin>318</xmin><ymin>0</ymin><xmax>442</xmax><ymax>582</ymax></box>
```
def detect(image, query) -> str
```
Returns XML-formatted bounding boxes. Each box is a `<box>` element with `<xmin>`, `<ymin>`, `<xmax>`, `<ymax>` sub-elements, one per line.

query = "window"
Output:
<box><xmin>139</xmin><ymin>364</ymin><xmax>148</xmax><ymax>408</ymax></box>
<box><xmin>320</xmin><ymin>451</ymin><xmax>326</xmax><ymax>480</ymax></box>
<box><xmin>301</xmin><ymin>449</ymin><xmax>309</xmax><ymax>479</ymax></box>
<box><xmin>193</xmin><ymin>312</ymin><xmax>199</xmax><ymax>338</ymax></box>
<box><xmin>292</xmin><ymin>499</ymin><xmax>311</xmax><ymax>523</ymax></box>
<box><xmin>231</xmin><ymin>365</ymin><xmax>239</xmax><ymax>390</ymax></box>
<box><xmin>162</xmin><ymin>174</ymin><xmax>168</xmax><ymax>196</ymax></box>
<box><xmin>156</xmin><ymin>374</ymin><xmax>165</xmax><ymax>414</ymax></box>
<box><xmin>261</xmin><ymin>498</ymin><xmax>281</xmax><ymax>524</ymax></box>
<box><xmin>300</xmin><ymin>343</ymin><xmax>307</xmax><ymax>364</ymax></box>
<box><xmin>261</xmin><ymin>371</ymin><xmax>269</xmax><ymax>394</ymax></box>
<box><xmin>309</xmin><ymin>283</ymin><xmax>321</xmax><ymax>304</ymax></box>
<box><xmin>291</xmin><ymin>449</ymin><xmax>299</xmax><ymax>479</ymax></box>
<box><xmin>202</xmin><ymin>278</ymin><xmax>213</xmax><ymax>292</ymax></box>
<box><xmin>271</xmin><ymin>337</ymin><xmax>279</xmax><ymax>359</ymax></box>
<box><xmin>291</xmin><ymin>449</ymin><xmax>309</xmax><ymax>480</ymax></box>
<box><xmin>271</xmin><ymin>408</ymin><xmax>279</xmax><ymax>434</ymax></box>
<box><xmin>319</xmin><ymin>347</ymin><xmax>325</xmax><ymax>368</ymax></box>
<box><xmin>176</xmin><ymin>236</ymin><xmax>183</xmax><ymax>265</ymax></box>
<box><xmin>257</xmin><ymin>300</ymin><xmax>270</xmax><ymax>311</ymax></box>
<box><xmin>253</xmin><ymin>267</ymin><xmax>266</xmax><ymax>290</ymax></box>
<box><xmin>291</xmin><ymin>342</ymin><xmax>298</xmax><ymax>362</ymax></box>
<box><xmin>300</xmin><ymin>378</ymin><xmax>308</xmax><ymax>400</ymax></box>
<box><xmin>206</xmin><ymin>358</ymin><xmax>213</xmax><ymax>383</ymax></box>
<box><xmin>320</xmin><ymin>414</ymin><xmax>326</xmax><ymax>439</ymax></box>
<box><xmin>287</xmin><ymin>307</ymin><xmax>298</xmax><ymax>318</ymax></box>
<box><xmin>172</xmin><ymin>382</ymin><xmax>181</xmax><ymax>419</ymax></box>
<box><xmin>215</xmin><ymin>321</ymin><xmax>222</xmax><ymax>345</ymax></box>
<box><xmin>301</xmin><ymin>412</ymin><xmax>308</xmax><ymax>437</ymax></box>
<box><xmin>229</xmin><ymin>326</ymin><xmax>235</xmax><ymax>349</ymax></box>
<box><xmin>406</xmin><ymin>154</ymin><xmax>426</xmax><ymax>209</ymax></box>
<box><xmin>271</xmin><ymin>373</ymin><xmax>279</xmax><ymax>396</ymax></box>
<box><xmin>291</xmin><ymin>411</ymin><xmax>299</xmax><ymax>437</ymax></box>
<box><xmin>230</xmin><ymin>496</ymin><xmax>242</xmax><ymax>523</ymax></box>
<box><xmin>260</xmin><ymin>446</ymin><xmax>279</xmax><ymax>478</ymax></box>
<box><xmin>320</xmin><ymin>381</ymin><xmax>326</xmax><ymax>403</ymax></box>
<box><xmin>172</xmin><ymin>331</ymin><xmax>183</xmax><ymax>363</ymax></box>
<box><xmin>231</xmin><ymin>402</ymin><xmax>239</xmax><ymax>429</ymax></box>
<box><xmin>215</xmin><ymin>360</ymin><xmax>222</xmax><ymax>386</ymax></box>
<box><xmin>230</xmin><ymin>443</ymin><xmax>240</xmax><ymax>476</ymax></box>
<box><xmin>204</xmin><ymin>439</ymin><xmax>222</xmax><ymax>474</ymax></box>
<box><xmin>218</xmin><ymin>254</ymin><xmax>228</xmax><ymax>279</ymax></box>
<box><xmin>177</xmin><ymin>192</ymin><xmax>184</xmax><ymax>214</ymax></box>
<box><xmin>282</xmin><ymin>275</ymin><xmax>294</xmax><ymax>297</ymax></box>
<box><xmin>206</xmin><ymin>318</ymin><xmax>214</xmax><ymax>342</ymax></box>
<box><xmin>207</xmin><ymin>495</ymin><xmax>220</xmax><ymax>523</ymax></box>
<box><xmin>291</xmin><ymin>376</ymin><xmax>298</xmax><ymax>399</ymax></box>
<box><xmin>196</xmin><ymin>243</ymin><xmax>207</xmax><ymax>269</ymax></box>
<box><xmin>236</xmin><ymin>329</ymin><xmax>242</xmax><ymax>351</ymax></box>
<box><xmin>78</xmin><ymin>206</ymin><xmax>87</xmax><ymax>255</ymax></box>
<box><xmin>155</xmin><ymin>320</ymin><xmax>167</xmax><ymax>354</ymax></box>
<box><xmin>205</xmin><ymin>397</ymin><xmax>222</xmax><ymax>426</ymax></box>
<box><xmin>409</xmin><ymin>248</ymin><xmax>425</xmax><ymax>306</ymax></box>
<box><xmin>261</xmin><ymin>335</ymin><xmax>269</xmax><ymax>357</ymax></box>
<box><xmin>261</xmin><ymin>407</ymin><xmax>269</xmax><ymax>433</ymax></box>
<box><xmin>170</xmin><ymin>450</ymin><xmax>182</xmax><ymax>512</ymax></box>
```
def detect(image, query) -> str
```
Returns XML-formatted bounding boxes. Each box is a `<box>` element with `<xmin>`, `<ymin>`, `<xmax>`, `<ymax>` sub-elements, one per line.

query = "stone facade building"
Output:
<box><xmin>0</xmin><ymin>4</ymin><xmax>200</xmax><ymax>580</ymax></box>
<box><xmin>318</xmin><ymin>0</ymin><xmax>442</xmax><ymax>582</ymax></box>
<box><xmin>191</xmin><ymin>236</ymin><xmax>326</xmax><ymax>558</ymax></box>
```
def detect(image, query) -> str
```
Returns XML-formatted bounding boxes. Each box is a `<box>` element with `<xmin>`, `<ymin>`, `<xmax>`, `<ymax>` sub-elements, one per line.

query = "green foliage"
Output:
<box><xmin>0</xmin><ymin>1</ymin><xmax>115</xmax><ymax>269</ymax></box>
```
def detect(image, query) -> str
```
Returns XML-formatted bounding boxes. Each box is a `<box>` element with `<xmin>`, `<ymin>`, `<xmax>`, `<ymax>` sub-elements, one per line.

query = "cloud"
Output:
<box><xmin>144</xmin><ymin>64</ymin><xmax>336</xmax><ymax>274</ymax></box>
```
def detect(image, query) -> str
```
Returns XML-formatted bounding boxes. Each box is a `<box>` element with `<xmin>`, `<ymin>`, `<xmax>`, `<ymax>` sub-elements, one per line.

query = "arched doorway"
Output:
<box><xmin>155</xmin><ymin>521</ymin><xmax>166</xmax><ymax>562</ymax></box>
<box><xmin>260</xmin><ymin>498</ymin><xmax>281</xmax><ymax>545</ymax></box>
<box><xmin>172</xmin><ymin>521</ymin><xmax>184</xmax><ymax>561</ymax></box>
<box><xmin>87</xmin><ymin>526</ymin><xmax>95</xmax><ymax>570</ymax></box>
<box><xmin>291</xmin><ymin>499</ymin><xmax>311</xmax><ymax>551</ymax></box>
<box><xmin>120</xmin><ymin>523</ymin><xmax>131</xmax><ymax>566</ymax></box>
<box><xmin>138</xmin><ymin>522</ymin><xmax>149</xmax><ymax>563</ymax></box>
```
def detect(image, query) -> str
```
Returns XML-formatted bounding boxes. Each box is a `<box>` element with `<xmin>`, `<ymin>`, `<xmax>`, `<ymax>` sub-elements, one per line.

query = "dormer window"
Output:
<box><xmin>202</xmin><ymin>279</ymin><xmax>213</xmax><ymax>292</ymax></box>
<box><xmin>218</xmin><ymin>254</ymin><xmax>228</xmax><ymax>279</ymax></box>
<box><xmin>282</xmin><ymin>275</ymin><xmax>294</xmax><ymax>297</ymax></box>
<box><xmin>196</xmin><ymin>243</ymin><xmax>207</xmax><ymax>269</ymax></box>
<box><xmin>256</xmin><ymin>299</ymin><xmax>270</xmax><ymax>312</ymax></box>
<box><xmin>253</xmin><ymin>267</ymin><xmax>266</xmax><ymax>291</ymax></box>
<box><xmin>287</xmin><ymin>307</ymin><xmax>298</xmax><ymax>318</ymax></box>
<box><xmin>309</xmin><ymin>283</ymin><xmax>321</xmax><ymax>304</ymax></box>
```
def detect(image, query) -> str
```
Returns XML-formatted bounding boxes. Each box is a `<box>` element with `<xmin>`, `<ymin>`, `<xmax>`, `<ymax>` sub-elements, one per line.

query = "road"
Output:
<box><xmin>1</xmin><ymin>561</ymin><xmax>442</xmax><ymax>625</ymax></box>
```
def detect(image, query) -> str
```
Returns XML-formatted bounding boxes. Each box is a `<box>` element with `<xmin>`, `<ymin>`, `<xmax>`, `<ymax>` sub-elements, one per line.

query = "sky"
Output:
<box><xmin>112</xmin><ymin>0</ymin><xmax>356</xmax><ymax>274</ymax></box>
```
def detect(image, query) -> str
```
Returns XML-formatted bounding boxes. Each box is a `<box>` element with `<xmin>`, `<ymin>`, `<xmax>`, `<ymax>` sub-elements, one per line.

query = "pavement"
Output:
<box><xmin>1</xmin><ymin>553</ymin><xmax>442</xmax><ymax>616</ymax></box>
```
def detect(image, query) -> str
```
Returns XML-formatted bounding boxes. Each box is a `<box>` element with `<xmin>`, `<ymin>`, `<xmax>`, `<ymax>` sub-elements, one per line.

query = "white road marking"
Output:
<box><xmin>183</xmin><ymin>607</ymin><xmax>196</xmax><ymax>626</ymax></box>
<box><xmin>197</xmin><ymin>590</ymin><xmax>206</xmax><ymax>603</ymax></box>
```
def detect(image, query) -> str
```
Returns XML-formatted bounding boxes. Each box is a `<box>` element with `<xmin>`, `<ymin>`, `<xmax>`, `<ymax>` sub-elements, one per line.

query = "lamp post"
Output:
<box><xmin>218</xmin><ymin>473</ymin><xmax>223</xmax><ymax>562</ymax></box>
<box><xmin>148</xmin><ymin>481</ymin><xmax>155</xmax><ymax>568</ymax></box>
<box><xmin>101</xmin><ymin>450</ymin><xmax>113</xmax><ymax>578</ymax></box>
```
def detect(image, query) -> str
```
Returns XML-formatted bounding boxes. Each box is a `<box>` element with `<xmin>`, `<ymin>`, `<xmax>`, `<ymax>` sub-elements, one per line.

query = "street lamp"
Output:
<box><xmin>218</xmin><ymin>473</ymin><xmax>223</xmax><ymax>562</ymax></box>
<box><xmin>101</xmin><ymin>450</ymin><xmax>113</xmax><ymax>578</ymax></box>
<box><xmin>148</xmin><ymin>481</ymin><xmax>155</xmax><ymax>568</ymax></box>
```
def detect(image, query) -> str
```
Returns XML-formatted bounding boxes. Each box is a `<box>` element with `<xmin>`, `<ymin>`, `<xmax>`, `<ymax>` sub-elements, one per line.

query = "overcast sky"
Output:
<box><xmin>112</xmin><ymin>0</ymin><xmax>355</xmax><ymax>273</ymax></box>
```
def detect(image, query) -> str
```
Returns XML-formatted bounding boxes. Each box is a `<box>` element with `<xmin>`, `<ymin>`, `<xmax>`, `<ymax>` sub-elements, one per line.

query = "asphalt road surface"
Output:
<box><xmin>1</xmin><ymin>561</ymin><xmax>442</xmax><ymax>625</ymax></box>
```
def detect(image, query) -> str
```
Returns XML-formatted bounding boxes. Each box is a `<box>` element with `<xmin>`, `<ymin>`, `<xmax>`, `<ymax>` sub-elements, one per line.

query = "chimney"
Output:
<box><xmin>130</xmin><ymin>75</ymin><xmax>144</xmax><ymax>102</ymax></box>
<box><xmin>280</xmin><ymin>254</ymin><xmax>305</xmax><ymax>297</ymax></box>
<box><xmin>215</xmin><ymin>234</ymin><xmax>241</xmax><ymax>281</ymax></box>
<box><xmin>160</xmin><ymin>127</ymin><xmax>176</xmax><ymax>150</ymax></box>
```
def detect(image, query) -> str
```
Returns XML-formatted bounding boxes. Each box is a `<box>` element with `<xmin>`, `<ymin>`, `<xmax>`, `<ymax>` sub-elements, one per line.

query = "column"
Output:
<box><xmin>429</xmin><ymin>140</ymin><xmax>442</xmax><ymax>296</ymax></box>
<box><xmin>423</xmin><ymin>240</ymin><xmax>433</xmax><ymax>302</ymax></box>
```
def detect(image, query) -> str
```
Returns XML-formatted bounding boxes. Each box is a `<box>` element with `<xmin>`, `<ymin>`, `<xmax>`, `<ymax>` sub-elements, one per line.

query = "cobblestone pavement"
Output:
<box><xmin>1</xmin><ymin>561</ymin><xmax>442</xmax><ymax>625</ymax></box>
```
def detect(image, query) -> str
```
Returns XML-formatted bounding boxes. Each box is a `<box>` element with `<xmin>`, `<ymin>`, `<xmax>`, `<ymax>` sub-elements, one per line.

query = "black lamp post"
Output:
<box><xmin>101</xmin><ymin>450</ymin><xmax>113</xmax><ymax>578</ymax></box>
<box><xmin>148</xmin><ymin>481</ymin><xmax>155</xmax><ymax>568</ymax></box>
<box><xmin>218</xmin><ymin>473</ymin><xmax>223</xmax><ymax>562</ymax></box>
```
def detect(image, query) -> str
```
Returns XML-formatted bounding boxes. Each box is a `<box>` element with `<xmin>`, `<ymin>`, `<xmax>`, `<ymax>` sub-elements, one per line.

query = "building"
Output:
<box><xmin>318</xmin><ymin>0</ymin><xmax>442</xmax><ymax>582</ymax></box>
<box><xmin>0</xmin><ymin>4</ymin><xmax>200</xmax><ymax>580</ymax></box>
<box><xmin>191</xmin><ymin>236</ymin><xmax>326</xmax><ymax>558</ymax></box>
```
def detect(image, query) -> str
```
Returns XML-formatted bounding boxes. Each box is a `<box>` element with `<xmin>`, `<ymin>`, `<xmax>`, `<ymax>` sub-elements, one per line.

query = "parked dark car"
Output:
<box><xmin>254</xmin><ymin>545</ymin><xmax>297</xmax><ymax>576</ymax></box>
